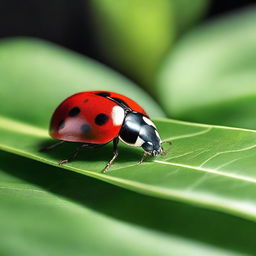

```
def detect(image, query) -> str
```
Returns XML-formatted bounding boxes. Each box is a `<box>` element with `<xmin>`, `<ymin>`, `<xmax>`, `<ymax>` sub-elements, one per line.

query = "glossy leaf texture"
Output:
<box><xmin>158</xmin><ymin>6</ymin><xmax>256</xmax><ymax>129</ymax></box>
<box><xmin>1</xmin><ymin>114</ymin><xmax>256</xmax><ymax>222</ymax></box>
<box><xmin>89</xmin><ymin>0</ymin><xmax>208</xmax><ymax>91</ymax></box>
<box><xmin>1</xmin><ymin>151</ymin><xmax>251</xmax><ymax>256</ymax></box>
<box><xmin>0</xmin><ymin>37</ymin><xmax>164</xmax><ymax>129</ymax></box>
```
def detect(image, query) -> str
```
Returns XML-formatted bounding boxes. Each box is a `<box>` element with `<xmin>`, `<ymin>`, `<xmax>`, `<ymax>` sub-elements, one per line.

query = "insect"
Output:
<box><xmin>41</xmin><ymin>91</ymin><xmax>171</xmax><ymax>172</ymax></box>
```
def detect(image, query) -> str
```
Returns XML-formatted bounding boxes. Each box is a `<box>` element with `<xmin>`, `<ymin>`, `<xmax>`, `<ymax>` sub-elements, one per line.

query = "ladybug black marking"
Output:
<box><xmin>95</xmin><ymin>92</ymin><xmax>130</xmax><ymax>111</ymax></box>
<box><xmin>110</xmin><ymin>97</ymin><xmax>130</xmax><ymax>110</ymax></box>
<box><xmin>58</xmin><ymin>120</ymin><xmax>65</xmax><ymax>129</ymax></box>
<box><xmin>119</xmin><ymin>113</ymin><xmax>141</xmax><ymax>144</ymax></box>
<box><xmin>80</xmin><ymin>124</ymin><xmax>91</xmax><ymax>133</ymax></box>
<box><xmin>69</xmin><ymin>107</ymin><xmax>80</xmax><ymax>117</ymax></box>
<box><xmin>95</xmin><ymin>113</ymin><xmax>109</xmax><ymax>126</ymax></box>
<box><xmin>95</xmin><ymin>92</ymin><xmax>111</xmax><ymax>97</ymax></box>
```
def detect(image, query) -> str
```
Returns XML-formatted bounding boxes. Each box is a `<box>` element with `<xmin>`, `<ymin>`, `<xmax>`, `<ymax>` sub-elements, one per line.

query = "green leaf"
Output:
<box><xmin>158</xmin><ymin>6</ymin><xmax>256</xmax><ymax>129</ymax></box>
<box><xmin>89</xmin><ymin>0</ymin><xmax>208</xmax><ymax>91</ymax></box>
<box><xmin>0</xmin><ymin>37</ymin><xmax>164</xmax><ymax>129</ymax></box>
<box><xmin>1</xmin><ymin>151</ymin><xmax>251</xmax><ymax>256</ymax></box>
<box><xmin>171</xmin><ymin>0</ymin><xmax>209</xmax><ymax>33</ymax></box>
<box><xmin>2</xmin><ymin>115</ymin><xmax>256</xmax><ymax>223</ymax></box>
<box><xmin>2</xmin><ymin>36</ymin><xmax>256</xmax><ymax>226</ymax></box>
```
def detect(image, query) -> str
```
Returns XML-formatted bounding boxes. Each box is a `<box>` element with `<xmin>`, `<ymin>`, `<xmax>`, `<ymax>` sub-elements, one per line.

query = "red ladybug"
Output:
<box><xmin>42</xmin><ymin>91</ymin><xmax>171</xmax><ymax>172</ymax></box>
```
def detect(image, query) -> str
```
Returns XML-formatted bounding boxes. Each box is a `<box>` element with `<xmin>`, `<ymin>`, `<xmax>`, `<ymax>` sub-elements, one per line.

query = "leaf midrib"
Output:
<box><xmin>2</xmin><ymin>115</ymin><xmax>256</xmax><ymax>221</ymax></box>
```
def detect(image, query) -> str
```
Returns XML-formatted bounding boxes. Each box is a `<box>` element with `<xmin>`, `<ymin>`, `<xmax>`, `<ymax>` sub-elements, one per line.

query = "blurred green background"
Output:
<box><xmin>1</xmin><ymin>0</ymin><xmax>256</xmax><ymax>255</ymax></box>
<box><xmin>1</xmin><ymin>0</ymin><xmax>256</xmax><ymax>129</ymax></box>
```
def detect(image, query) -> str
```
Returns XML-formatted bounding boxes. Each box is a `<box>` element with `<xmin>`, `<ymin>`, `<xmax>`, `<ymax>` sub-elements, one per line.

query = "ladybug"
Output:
<box><xmin>41</xmin><ymin>91</ymin><xmax>171</xmax><ymax>172</ymax></box>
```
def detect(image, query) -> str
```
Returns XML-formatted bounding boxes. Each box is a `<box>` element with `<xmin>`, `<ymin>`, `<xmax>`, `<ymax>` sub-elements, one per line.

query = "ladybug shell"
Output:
<box><xmin>89</xmin><ymin>90</ymin><xmax>149</xmax><ymax>117</ymax></box>
<box><xmin>50</xmin><ymin>91</ymin><xmax>148</xmax><ymax>144</ymax></box>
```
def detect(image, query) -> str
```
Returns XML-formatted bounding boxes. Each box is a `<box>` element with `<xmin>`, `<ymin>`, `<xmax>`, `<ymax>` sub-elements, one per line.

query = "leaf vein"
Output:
<box><xmin>154</xmin><ymin>160</ymin><xmax>256</xmax><ymax>184</ymax></box>
<box><xmin>200</xmin><ymin>144</ymin><xmax>256</xmax><ymax>167</ymax></box>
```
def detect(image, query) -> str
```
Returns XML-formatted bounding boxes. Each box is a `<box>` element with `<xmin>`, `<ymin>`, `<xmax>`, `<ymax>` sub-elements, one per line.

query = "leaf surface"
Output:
<box><xmin>2</xmin><ymin>37</ymin><xmax>256</xmax><ymax>224</ymax></box>
<box><xmin>1</xmin><ymin>115</ymin><xmax>256</xmax><ymax>222</ymax></box>
<box><xmin>1</xmin><ymin>151</ymin><xmax>249</xmax><ymax>256</ymax></box>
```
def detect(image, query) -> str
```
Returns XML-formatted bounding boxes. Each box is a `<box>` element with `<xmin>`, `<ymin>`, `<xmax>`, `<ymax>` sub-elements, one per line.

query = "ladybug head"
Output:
<box><xmin>142</xmin><ymin>141</ymin><xmax>163</xmax><ymax>156</ymax></box>
<box><xmin>119</xmin><ymin>112</ymin><xmax>163</xmax><ymax>156</ymax></box>
<box><xmin>140</xmin><ymin>125</ymin><xmax>163</xmax><ymax>156</ymax></box>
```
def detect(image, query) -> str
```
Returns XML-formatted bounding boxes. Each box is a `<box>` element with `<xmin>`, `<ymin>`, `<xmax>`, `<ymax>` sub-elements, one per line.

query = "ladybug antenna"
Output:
<box><xmin>160</xmin><ymin>141</ymin><xmax>172</xmax><ymax>155</ymax></box>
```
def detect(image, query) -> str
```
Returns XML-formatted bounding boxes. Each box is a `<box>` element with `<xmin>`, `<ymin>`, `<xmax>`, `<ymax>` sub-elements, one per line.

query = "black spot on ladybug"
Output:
<box><xmin>95</xmin><ymin>113</ymin><xmax>109</xmax><ymax>126</ymax></box>
<box><xmin>95</xmin><ymin>92</ymin><xmax>110</xmax><ymax>97</ymax></box>
<box><xmin>58</xmin><ymin>120</ymin><xmax>65</xmax><ymax>129</ymax></box>
<box><xmin>111</xmin><ymin>97</ymin><xmax>129</xmax><ymax>108</ymax></box>
<box><xmin>69</xmin><ymin>107</ymin><xmax>80</xmax><ymax>117</ymax></box>
<box><xmin>80</xmin><ymin>124</ymin><xmax>91</xmax><ymax>133</ymax></box>
<box><xmin>84</xmin><ymin>99</ymin><xmax>89</xmax><ymax>103</ymax></box>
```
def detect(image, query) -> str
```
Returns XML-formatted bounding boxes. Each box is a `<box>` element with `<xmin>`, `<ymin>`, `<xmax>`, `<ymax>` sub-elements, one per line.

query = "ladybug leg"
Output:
<box><xmin>58</xmin><ymin>143</ymin><xmax>95</xmax><ymax>165</ymax></box>
<box><xmin>137</xmin><ymin>151</ymin><xmax>149</xmax><ymax>165</ymax></box>
<box><xmin>160</xmin><ymin>141</ymin><xmax>172</xmax><ymax>155</ymax></box>
<box><xmin>102</xmin><ymin>138</ymin><xmax>119</xmax><ymax>173</ymax></box>
<box><xmin>39</xmin><ymin>140</ymin><xmax>64</xmax><ymax>152</ymax></box>
<box><xmin>58</xmin><ymin>146</ymin><xmax>82</xmax><ymax>165</ymax></box>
